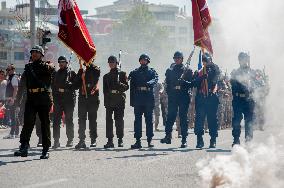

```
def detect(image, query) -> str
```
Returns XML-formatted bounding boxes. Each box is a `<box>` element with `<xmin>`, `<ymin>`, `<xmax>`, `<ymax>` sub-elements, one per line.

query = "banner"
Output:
<box><xmin>192</xmin><ymin>0</ymin><xmax>213</xmax><ymax>54</ymax></box>
<box><xmin>58</xmin><ymin>0</ymin><xmax>96</xmax><ymax>64</ymax></box>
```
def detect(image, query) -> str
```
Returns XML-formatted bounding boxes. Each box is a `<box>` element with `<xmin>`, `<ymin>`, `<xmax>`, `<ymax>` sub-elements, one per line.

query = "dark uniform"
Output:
<box><xmin>14</xmin><ymin>45</ymin><xmax>54</xmax><ymax>159</ymax></box>
<box><xmin>194</xmin><ymin>53</ymin><xmax>220</xmax><ymax>149</ymax></box>
<box><xmin>52</xmin><ymin>56</ymin><xmax>76</xmax><ymax>148</ymax></box>
<box><xmin>103</xmin><ymin>56</ymin><xmax>129</xmax><ymax>148</ymax></box>
<box><xmin>160</xmin><ymin>51</ymin><xmax>193</xmax><ymax>148</ymax></box>
<box><xmin>129</xmin><ymin>54</ymin><xmax>158</xmax><ymax>149</ymax></box>
<box><xmin>230</xmin><ymin>52</ymin><xmax>257</xmax><ymax>146</ymax></box>
<box><xmin>75</xmin><ymin>63</ymin><xmax>100</xmax><ymax>149</ymax></box>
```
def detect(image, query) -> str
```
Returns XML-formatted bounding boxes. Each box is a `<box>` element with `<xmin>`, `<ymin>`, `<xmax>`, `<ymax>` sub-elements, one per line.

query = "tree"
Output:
<box><xmin>110</xmin><ymin>4</ymin><xmax>170</xmax><ymax>59</ymax></box>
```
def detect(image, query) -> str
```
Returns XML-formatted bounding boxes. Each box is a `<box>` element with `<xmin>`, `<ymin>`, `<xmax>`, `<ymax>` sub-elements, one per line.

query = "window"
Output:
<box><xmin>14</xmin><ymin>52</ymin><xmax>24</xmax><ymax>60</ymax></box>
<box><xmin>179</xmin><ymin>27</ymin><xmax>188</xmax><ymax>34</ymax></box>
<box><xmin>164</xmin><ymin>26</ymin><xmax>175</xmax><ymax>33</ymax></box>
<box><xmin>0</xmin><ymin>18</ymin><xmax>5</xmax><ymax>25</ymax></box>
<box><xmin>0</xmin><ymin>51</ymin><xmax>7</xmax><ymax>60</ymax></box>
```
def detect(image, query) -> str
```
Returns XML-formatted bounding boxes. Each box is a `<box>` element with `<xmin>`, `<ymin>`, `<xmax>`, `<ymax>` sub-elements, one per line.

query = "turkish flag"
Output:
<box><xmin>58</xmin><ymin>0</ymin><xmax>96</xmax><ymax>64</ymax></box>
<box><xmin>192</xmin><ymin>0</ymin><xmax>213</xmax><ymax>55</ymax></box>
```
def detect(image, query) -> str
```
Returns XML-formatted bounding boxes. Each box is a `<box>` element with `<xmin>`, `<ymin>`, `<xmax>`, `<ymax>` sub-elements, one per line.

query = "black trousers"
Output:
<box><xmin>194</xmin><ymin>94</ymin><xmax>219</xmax><ymax>138</ymax></box>
<box><xmin>53</xmin><ymin>96</ymin><xmax>75</xmax><ymax>141</ymax></box>
<box><xmin>105</xmin><ymin>107</ymin><xmax>124</xmax><ymax>139</ymax></box>
<box><xmin>78</xmin><ymin>96</ymin><xmax>99</xmax><ymax>142</ymax></box>
<box><xmin>20</xmin><ymin>100</ymin><xmax>51</xmax><ymax>149</ymax></box>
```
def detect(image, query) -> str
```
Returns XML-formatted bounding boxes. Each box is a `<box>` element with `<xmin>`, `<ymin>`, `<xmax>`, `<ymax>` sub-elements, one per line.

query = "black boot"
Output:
<box><xmin>209</xmin><ymin>137</ymin><xmax>216</xmax><ymax>148</ymax></box>
<box><xmin>66</xmin><ymin>140</ymin><xmax>73</xmax><ymax>147</ymax></box>
<box><xmin>118</xmin><ymin>138</ymin><xmax>124</xmax><ymax>147</ymax></box>
<box><xmin>160</xmin><ymin>134</ymin><xmax>171</xmax><ymax>144</ymax></box>
<box><xmin>147</xmin><ymin>138</ymin><xmax>154</xmax><ymax>148</ymax></box>
<box><xmin>14</xmin><ymin>144</ymin><xmax>28</xmax><ymax>157</ymax></box>
<box><xmin>232</xmin><ymin>137</ymin><xmax>240</xmax><ymax>147</ymax></box>
<box><xmin>75</xmin><ymin>140</ymin><xmax>86</xmax><ymax>149</ymax></box>
<box><xmin>40</xmin><ymin>148</ymin><xmax>49</xmax><ymax>159</ymax></box>
<box><xmin>104</xmin><ymin>139</ymin><xmax>114</xmax><ymax>149</ymax></box>
<box><xmin>52</xmin><ymin>139</ymin><xmax>60</xmax><ymax>149</ymax></box>
<box><xmin>196</xmin><ymin>135</ymin><xmax>204</xmax><ymax>149</ymax></box>
<box><xmin>90</xmin><ymin>139</ymin><xmax>97</xmax><ymax>147</ymax></box>
<box><xmin>181</xmin><ymin>137</ymin><xmax>187</xmax><ymax>148</ymax></box>
<box><xmin>131</xmin><ymin>139</ymin><xmax>142</xmax><ymax>149</ymax></box>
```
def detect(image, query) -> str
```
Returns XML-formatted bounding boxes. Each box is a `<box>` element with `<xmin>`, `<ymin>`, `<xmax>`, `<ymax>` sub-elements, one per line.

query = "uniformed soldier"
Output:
<box><xmin>74</xmin><ymin>59</ymin><xmax>100</xmax><ymax>149</ymax></box>
<box><xmin>153</xmin><ymin>82</ymin><xmax>163</xmax><ymax>131</ymax></box>
<box><xmin>129</xmin><ymin>54</ymin><xmax>158</xmax><ymax>149</ymax></box>
<box><xmin>14</xmin><ymin>45</ymin><xmax>54</xmax><ymax>159</ymax></box>
<box><xmin>194</xmin><ymin>53</ymin><xmax>220</xmax><ymax>149</ymax></box>
<box><xmin>160</xmin><ymin>51</ymin><xmax>193</xmax><ymax>148</ymax></box>
<box><xmin>254</xmin><ymin>69</ymin><xmax>269</xmax><ymax>131</ymax></box>
<box><xmin>230</xmin><ymin>52</ymin><xmax>257</xmax><ymax>146</ymax></box>
<box><xmin>52</xmin><ymin>56</ymin><xmax>77</xmax><ymax>148</ymax></box>
<box><xmin>103</xmin><ymin>55</ymin><xmax>129</xmax><ymax>148</ymax></box>
<box><xmin>160</xmin><ymin>81</ymin><xmax>168</xmax><ymax>127</ymax></box>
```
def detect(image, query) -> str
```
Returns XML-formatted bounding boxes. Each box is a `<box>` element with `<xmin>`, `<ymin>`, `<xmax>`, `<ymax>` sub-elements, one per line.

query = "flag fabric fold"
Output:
<box><xmin>58</xmin><ymin>0</ymin><xmax>96</xmax><ymax>65</ymax></box>
<box><xmin>192</xmin><ymin>0</ymin><xmax>213</xmax><ymax>55</ymax></box>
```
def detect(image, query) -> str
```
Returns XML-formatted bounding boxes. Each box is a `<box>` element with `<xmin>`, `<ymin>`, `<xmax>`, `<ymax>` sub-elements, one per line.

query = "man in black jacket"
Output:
<box><xmin>103</xmin><ymin>55</ymin><xmax>129</xmax><ymax>148</ymax></box>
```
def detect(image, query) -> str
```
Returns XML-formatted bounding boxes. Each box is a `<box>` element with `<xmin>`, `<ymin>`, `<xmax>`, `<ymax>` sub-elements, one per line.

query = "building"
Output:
<box><xmin>94</xmin><ymin>0</ymin><xmax>193</xmax><ymax>51</ymax></box>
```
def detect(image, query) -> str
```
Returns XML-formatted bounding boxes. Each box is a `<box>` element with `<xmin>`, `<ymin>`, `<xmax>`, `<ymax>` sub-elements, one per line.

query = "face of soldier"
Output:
<box><xmin>174</xmin><ymin>57</ymin><xmax>183</xmax><ymax>65</ymax></box>
<box><xmin>108</xmin><ymin>62</ymin><xmax>117</xmax><ymax>69</ymax></box>
<box><xmin>58</xmin><ymin>61</ymin><xmax>67</xmax><ymax>69</ymax></box>
<box><xmin>139</xmin><ymin>59</ymin><xmax>148</xmax><ymax>65</ymax></box>
<box><xmin>239</xmin><ymin>60</ymin><xmax>249</xmax><ymax>69</ymax></box>
<box><xmin>31</xmin><ymin>51</ymin><xmax>42</xmax><ymax>62</ymax></box>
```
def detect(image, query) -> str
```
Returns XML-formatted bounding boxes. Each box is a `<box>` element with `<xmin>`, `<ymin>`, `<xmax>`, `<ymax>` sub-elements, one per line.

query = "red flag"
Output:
<box><xmin>192</xmin><ymin>0</ymin><xmax>213</xmax><ymax>55</ymax></box>
<box><xmin>58</xmin><ymin>0</ymin><xmax>96</xmax><ymax>64</ymax></box>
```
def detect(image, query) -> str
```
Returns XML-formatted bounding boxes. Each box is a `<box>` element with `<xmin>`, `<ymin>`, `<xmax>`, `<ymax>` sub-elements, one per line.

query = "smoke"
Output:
<box><xmin>197</xmin><ymin>137</ymin><xmax>284</xmax><ymax>188</ymax></box>
<box><xmin>197</xmin><ymin>0</ymin><xmax>284</xmax><ymax>187</ymax></box>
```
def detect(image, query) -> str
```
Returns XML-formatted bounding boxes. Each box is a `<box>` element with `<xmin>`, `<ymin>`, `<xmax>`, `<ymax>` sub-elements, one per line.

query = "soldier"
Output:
<box><xmin>160</xmin><ymin>81</ymin><xmax>168</xmax><ymax>127</ymax></box>
<box><xmin>160</xmin><ymin>51</ymin><xmax>193</xmax><ymax>148</ymax></box>
<box><xmin>194</xmin><ymin>53</ymin><xmax>220</xmax><ymax>149</ymax></box>
<box><xmin>230</xmin><ymin>52</ymin><xmax>257</xmax><ymax>146</ymax></box>
<box><xmin>129</xmin><ymin>54</ymin><xmax>158</xmax><ymax>149</ymax></box>
<box><xmin>74</xmin><ymin>59</ymin><xmax>100</xmax><ymax>149</ymax></box>
<box><xmin>153</xmin><ymin>82</ymin><xmax>163</xmax><ymax>131</ymax></box>
<box><xmin>254</xmin><ymin>69</ymin><xmax>269</xmax><ymax>131</ymax></box>
<box><xmin>52</xmin><ymin>56</ymin><xmax>77</xmax><ymax>148</ymax></box>
<box><xmin>14</xmin><ymin>45</ymin><xmax>55</xmax><ymax>159</ymax></box>
<box><xmin>103</xmin><ymin>55</ymin><xmax>129</xmax><ymax>148</ymax></box>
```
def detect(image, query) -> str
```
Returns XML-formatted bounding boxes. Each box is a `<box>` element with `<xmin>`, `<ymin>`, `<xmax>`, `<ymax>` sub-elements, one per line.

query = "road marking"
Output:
<box><xmin>22</xmin><ymin>178</ymin><xmax>68</xmax><ymax>188</ymax></box>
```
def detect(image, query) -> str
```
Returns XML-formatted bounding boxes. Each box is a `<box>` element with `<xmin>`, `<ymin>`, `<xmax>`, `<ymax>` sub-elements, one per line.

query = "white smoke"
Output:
<box><xmin>197</xmin><ymin>0</ymin><xmax>284</xmax><ymax>187</ymax></box>
<box><xmin>197</xmin><ymin>138</ymin><xmax>284</xmax><ymax>188</ymax></box>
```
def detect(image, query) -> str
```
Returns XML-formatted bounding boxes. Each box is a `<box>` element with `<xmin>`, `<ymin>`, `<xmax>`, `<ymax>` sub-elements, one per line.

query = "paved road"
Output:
<box><xmin>0</xmin><ymin>122</ymin><xmax>278</xmax><ymax>188</ymax></box>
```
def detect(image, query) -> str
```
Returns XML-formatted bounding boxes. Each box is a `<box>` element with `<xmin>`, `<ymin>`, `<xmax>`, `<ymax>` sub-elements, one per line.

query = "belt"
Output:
<box><xmin>174</xmin><ymin>86</ymin><xmax>181</xmax><ymax>90</ymax></box>
<box><xmin>137</xmin><ymin>87</ymin><xmax>150</xmax><ymax>91</ymax></box>
<box><xmin>58</xmin><ymin>88</ymin><xmax>65</xmax><ymax>93</ymax></box>
<box><xmin>235</xmin><ymin>93</ymin><xmax>246</xmax><ymax>98</ymax></box>
<box><xmin>28</xmin><ymin>88</ymin><xmax>45</xmax><ymax>93</ymax></box>
<box><xmin>110</xmin><ymin>90</ymin><xmax>120</xmax><ymax>94</ymax></box>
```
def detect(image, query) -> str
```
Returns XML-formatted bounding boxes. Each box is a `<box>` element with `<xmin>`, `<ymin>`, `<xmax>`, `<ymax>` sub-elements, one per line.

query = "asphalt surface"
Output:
<box><xmin>0</xmin><ymin>118</ymin><xmax>275</xmax><ymax>188</ymax></box>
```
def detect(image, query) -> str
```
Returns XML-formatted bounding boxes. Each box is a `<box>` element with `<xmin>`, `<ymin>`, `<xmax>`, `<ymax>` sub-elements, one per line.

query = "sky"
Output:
<box><xmin>5</xmin><ymin>0</ymin><xmax>213</xmax><ymax>15</ymax></box>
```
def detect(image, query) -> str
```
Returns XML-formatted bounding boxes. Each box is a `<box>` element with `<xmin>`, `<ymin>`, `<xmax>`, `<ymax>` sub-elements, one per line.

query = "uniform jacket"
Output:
<box><xmin>15</xmin><ymin>60</ymin><xmax>55</xmax><ymax>106</ymax></box>
<box><xmin>129</xmin><ymin>65</ymin><xmax>158</xmax><ymax>107</ymax></box>
<box><xmin>103</xmin><ymin>68</ymin><xmax>129</xmax><ymax>108</ymax></box>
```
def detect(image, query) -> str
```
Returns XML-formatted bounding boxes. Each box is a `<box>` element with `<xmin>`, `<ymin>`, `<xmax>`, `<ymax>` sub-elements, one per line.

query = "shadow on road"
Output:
<box><xmin>113</xmin><ymin>153</ymin><xmax>168</xmax><ymax>159</ymax></box>
<box><xmin>206</xmin><ymin>149</ymin><xmax>231</xmax><ymax>153</ymax></box>
<box><xmin>0</xmin><ymin>158</ymin><xmax>41</xmax><ymax>166</ymax></box>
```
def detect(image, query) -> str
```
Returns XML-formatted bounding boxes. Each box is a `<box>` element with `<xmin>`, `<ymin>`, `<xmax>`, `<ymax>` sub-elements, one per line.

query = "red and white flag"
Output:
<box><xmin>192</xmin><ymin>0</ymin><xmax>213</xmax><ymax>55</ymax></box>
<box><xmin>58</xmin><ymin>0</ymin><xmax>96</xmax><ymax>64</ymax></box>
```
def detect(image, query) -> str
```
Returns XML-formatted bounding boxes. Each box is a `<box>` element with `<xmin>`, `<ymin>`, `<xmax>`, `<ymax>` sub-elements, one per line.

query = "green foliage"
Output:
<box><xmin>111</xmin><ymin>4</ymin><xmax>170</xmax><ymax>56</ymax></box>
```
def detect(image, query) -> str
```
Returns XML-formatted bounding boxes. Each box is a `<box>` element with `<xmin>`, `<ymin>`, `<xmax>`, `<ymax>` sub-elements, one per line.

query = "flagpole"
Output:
<box><xmin>201</xmin><ymin>48</ymin><xmax>209</xmax><ymax>96</ymax></box>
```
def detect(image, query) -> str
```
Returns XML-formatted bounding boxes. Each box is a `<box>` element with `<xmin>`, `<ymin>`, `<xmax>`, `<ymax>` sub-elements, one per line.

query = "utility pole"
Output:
<box><xmin>30</xmin><ymin>0</ymin><xmax>36</xmax><ymax>47</ymax></box>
